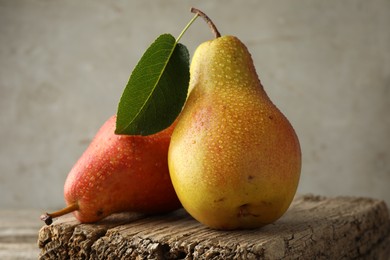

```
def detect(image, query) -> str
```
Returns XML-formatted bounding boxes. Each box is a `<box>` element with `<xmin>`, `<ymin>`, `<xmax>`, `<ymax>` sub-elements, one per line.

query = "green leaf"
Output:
<box><xmin>115</xmin><ymin>34</ymin><xmax>190</xmax><ymax>136</ymax></box>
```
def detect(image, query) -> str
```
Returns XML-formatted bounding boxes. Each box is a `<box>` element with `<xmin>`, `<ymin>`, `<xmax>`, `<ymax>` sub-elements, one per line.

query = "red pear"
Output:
<box><xmin>41</xmin><ymin>115</ymin><xmax>181</xmax><ymax>225</ymax></box>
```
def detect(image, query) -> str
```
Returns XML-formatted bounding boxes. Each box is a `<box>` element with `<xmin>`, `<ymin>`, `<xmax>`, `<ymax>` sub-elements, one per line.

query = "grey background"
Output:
<box><xmin>1</xmin><ymin>0</ymin><xmax>389</xmax><ymax>210</ymax></box>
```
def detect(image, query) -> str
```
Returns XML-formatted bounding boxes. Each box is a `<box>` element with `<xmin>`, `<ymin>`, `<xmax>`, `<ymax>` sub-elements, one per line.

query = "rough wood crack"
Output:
<box><xmin>38</xmin><ymin>195</ymin><xmax>390</xmax><ymax>259</ymax></box>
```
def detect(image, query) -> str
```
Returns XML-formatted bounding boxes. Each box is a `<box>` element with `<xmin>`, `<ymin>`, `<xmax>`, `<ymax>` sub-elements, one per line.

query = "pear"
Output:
<box><xmin>41</xmin><ymin>115</ymin><xmax>181</xmax><ymax>225</ymax></box>
<box><xmin>168</xmin><ymin>34</ymin><xmax>301</xmax><ymax>230</ymax></box>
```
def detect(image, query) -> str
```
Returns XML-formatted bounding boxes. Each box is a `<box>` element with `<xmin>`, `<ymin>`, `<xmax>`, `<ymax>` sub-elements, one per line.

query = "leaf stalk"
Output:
<box><xmin>176</xmin><ymin>12</ymin><xmax>199</xmax><ymax>43</ymax></box>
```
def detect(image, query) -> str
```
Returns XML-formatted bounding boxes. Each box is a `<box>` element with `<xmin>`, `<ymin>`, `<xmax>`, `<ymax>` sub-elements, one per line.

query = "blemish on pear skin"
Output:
<box><xmin>247</xmin><ymin>175</ymin><xmax>255</xmax><ymax>181</ymax></box>
<box><xmin>260</xmin><ymin>200</ymin><xmax>272</xmax><ymax>207</ymax></box>
<box><xmin>96</xmin><ymin>209</ymin><xmax>104</xmax><ymax>217</ymax></box>
<box><xmin>237</xmin><ymin>204</ymin><xmax>260</xmax><ymax>218</ymax></box>
<box><xmin>214</xmin><ymin>197</ymin><xmax>225</xmax><ymax>203</ymax></box>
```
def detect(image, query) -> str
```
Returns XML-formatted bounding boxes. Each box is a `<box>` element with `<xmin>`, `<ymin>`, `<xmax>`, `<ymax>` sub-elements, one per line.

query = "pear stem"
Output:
<box><xmin>40</xmin><ymin>202</ymin><xmax>79</xmax><ymax>225</ymax></box>
<box><xmin>190</xmin><ymin>7</ymin><xmax>221</xmax><ymax>38</ymax></box>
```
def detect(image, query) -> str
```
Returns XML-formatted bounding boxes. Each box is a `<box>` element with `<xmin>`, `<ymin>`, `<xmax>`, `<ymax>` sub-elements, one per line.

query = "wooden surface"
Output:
<box><xmin>0</xmin><ymin>209</ymin><xmax>42</xmax><ymax>259</ymax></box>
<box><xmin>36</xmin><ymin>194</ymin><xmax>390</xmax><ymax>259</ymax></box>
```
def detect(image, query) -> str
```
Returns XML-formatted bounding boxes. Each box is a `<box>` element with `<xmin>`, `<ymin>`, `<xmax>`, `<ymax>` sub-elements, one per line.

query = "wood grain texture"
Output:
<box><xmin>38</xmin><ymin>195</ymin><xmax>390</xmax><ymax>259</ymax></box>
<box><xmin>0</xmin><ymin>209</ymin><xmax>42</xmax><ymax>259</ymax></box>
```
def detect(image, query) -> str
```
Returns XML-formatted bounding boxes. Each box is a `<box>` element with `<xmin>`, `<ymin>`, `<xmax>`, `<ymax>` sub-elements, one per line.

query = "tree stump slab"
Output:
<box><xmin>38</xmin><ymin>194</ymin><xmax>390</xmax><ymax>259</ymax></box>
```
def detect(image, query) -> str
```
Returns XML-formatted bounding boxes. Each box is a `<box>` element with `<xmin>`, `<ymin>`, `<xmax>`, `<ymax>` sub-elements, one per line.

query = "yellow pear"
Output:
<box><xmin>168</xmin><ymin>35</ymin><xmax>301</xmax><ymax>230</ymax></box>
